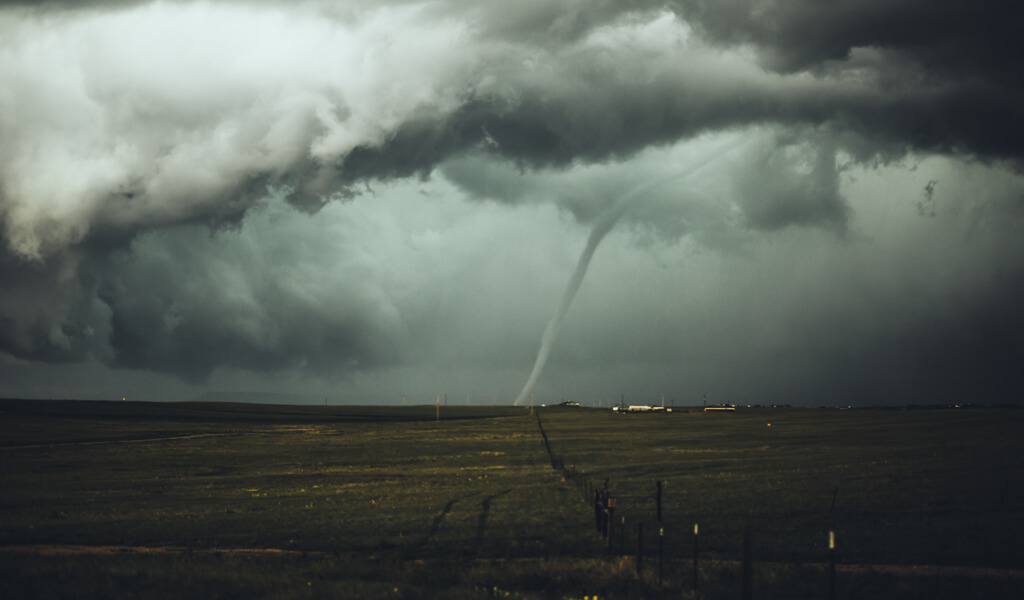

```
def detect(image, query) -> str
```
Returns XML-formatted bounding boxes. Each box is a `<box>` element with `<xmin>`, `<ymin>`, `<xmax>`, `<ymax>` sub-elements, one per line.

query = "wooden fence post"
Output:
<box><xmin>636</xmin><ymin>522</ymin><xmax>644</xmax><ymax>577</ymax></box>
<box><xmin>741</xmin><ymin>524</ymin><xmax>752</xmax><ymax>600</ymax></box>
<box><xmin>620</xmin><ymin>516</ymin><xmax>626</xmax><ymax>554</ymax></box>
<box><xmin>656</xmin><ymin>480</ymin><xmax>663</xmax><ymax>522</ymax></box>
<box><xmin>658</xmin><ymin>526</ymin><xmax>664</xmax><ymax>585</ymax></box>
<box><xmin>606</xmin><ymin>499</ymin><xmax>616</xmax><ymax>548</ymax></box>
<box><xmin>693</xmin><ymin>523</ymin><xmax>699</xmax><ymax>591</ymax></box>
<box><xmin>829</xmin><ymin>530</ymin><xmax>836</xmax><ymax>600</ymax></box>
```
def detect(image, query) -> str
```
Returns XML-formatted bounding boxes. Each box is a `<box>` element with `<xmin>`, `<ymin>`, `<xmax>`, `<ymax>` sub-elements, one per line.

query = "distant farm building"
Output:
<box><xmin>612</xmin><ymin>405</ymin><xmax>671</xmax><ymax>413</ymax></box>
<box><xmin>704</xmin><ymin>405</ymin><xmax>736</xmax><ymax>413</ymax></box>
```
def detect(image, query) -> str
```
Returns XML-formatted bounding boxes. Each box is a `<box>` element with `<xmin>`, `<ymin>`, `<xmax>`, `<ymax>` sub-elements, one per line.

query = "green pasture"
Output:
<box><xmin>0</xmin><ymin>399</ymin><xmax>1021</xmax><ymax>599</ymax></box>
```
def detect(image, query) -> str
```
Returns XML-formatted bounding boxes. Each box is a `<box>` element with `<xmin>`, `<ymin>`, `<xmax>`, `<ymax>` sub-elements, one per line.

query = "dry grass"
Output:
<box><xmin>1</xmin><ymin>400</ymin><xmax>1022</xmax><ymax>598</ymax></box>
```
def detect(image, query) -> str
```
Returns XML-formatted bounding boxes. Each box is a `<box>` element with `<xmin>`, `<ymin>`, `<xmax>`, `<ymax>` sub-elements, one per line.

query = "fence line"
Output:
<box><xmin>534</xmin><ymin>412</ymin><xmax>862</xmax><ymax>598</ymax></box>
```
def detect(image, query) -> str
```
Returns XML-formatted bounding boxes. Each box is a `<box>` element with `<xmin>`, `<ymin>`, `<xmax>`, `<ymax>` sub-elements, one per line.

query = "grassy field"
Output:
<box><xmin>1</xmin><ymin>399</ymin><xmax>1022</xmax><ymax>599</ymax></box>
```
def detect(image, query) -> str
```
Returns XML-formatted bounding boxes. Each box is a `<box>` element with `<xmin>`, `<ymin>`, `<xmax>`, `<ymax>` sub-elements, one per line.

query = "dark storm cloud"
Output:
<box><xmin>0</xmin><ymin>249</ymin><xmax>102</xmax><ymax>363</ymax></box>
<box><xmin>671</xmin><ymin>0</ymin><xmax>1024</xmax><ymax>161</ymax></box>
<box><xmin>98</xmin><ymin>225</ymin><xmax>404</xmax><ymax>382</ymax></box>
<box><xmin>3</xmin><ymin>2</ymin><xmax>1020</xmax><ymax>259</ymax></box>
<box><xmin>307</xmin><ymin>21</ymin><xmax>1024</xmax><ymax>200</ymax></box>
<box><xmin>672</xmin><ymin>0</ymin><xmax>1023</xmax><ymax>77</ymax></box>
<box><xmin>8</xmin><ymin>193</ymin><xmax>419</xmax><ymax>383</ymax></box>
<box><xmin>1</xmin><ymin>1</ymin><xmax>1022</xmax><ymax>393</ymax></box>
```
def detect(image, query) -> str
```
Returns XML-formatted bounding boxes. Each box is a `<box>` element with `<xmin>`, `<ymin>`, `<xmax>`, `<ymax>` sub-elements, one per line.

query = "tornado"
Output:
<box><xmin>514</xmin><ymin>135</ymin><xmax>748</xmax><ymax>405</ymax></box>
<box><xmin>513</xmin><ymin>205</ymin><xmax>623</xmax><ymax>406</ymax></box>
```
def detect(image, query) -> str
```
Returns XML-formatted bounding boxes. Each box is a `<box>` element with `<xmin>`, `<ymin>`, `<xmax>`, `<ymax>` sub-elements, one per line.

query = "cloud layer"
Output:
<box><xmin>1</xmin><ymin>1</ymin><xmax>1022</xmax><ymax>404</ymax></box>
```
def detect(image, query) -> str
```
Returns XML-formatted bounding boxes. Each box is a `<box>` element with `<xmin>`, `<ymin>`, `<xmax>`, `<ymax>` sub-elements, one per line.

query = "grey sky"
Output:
<box><xmin>1</xmin><ymin>1</ymin><xmax>1022</xmax><ymax>406</ymax></box>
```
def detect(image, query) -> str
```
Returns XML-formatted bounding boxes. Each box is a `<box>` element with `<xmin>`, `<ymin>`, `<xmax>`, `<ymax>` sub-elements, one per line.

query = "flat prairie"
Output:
<box><xmin>1</xmin><ymin>399</ymin><xmax>1021</xmax><ymax>599</ymax></box>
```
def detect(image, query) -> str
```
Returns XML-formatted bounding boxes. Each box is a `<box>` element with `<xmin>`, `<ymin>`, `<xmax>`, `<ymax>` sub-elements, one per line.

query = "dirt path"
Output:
<box><xmin>474</xmin><ymin>489</ymin><xmax>512</xmax><ymax>555</ymax></box>
<box><xmin>404</xmin><ymin>493</ymin><xmax>480</xmax><ymax>559</ymax></box>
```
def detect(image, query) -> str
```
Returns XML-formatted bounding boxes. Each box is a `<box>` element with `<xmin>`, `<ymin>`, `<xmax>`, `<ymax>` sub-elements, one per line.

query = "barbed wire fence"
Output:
<box><xmin>535</xmin><ymin>412</ymin><xmax>849</xmax><ymax>599</ymax></box>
